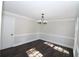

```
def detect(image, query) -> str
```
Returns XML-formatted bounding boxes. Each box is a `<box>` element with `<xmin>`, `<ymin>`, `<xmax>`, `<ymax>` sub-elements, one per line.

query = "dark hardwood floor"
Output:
<box><xmin>0</xmin><ymin>39</ymin><xmax>73</xmax><ymax>57</ymax></box>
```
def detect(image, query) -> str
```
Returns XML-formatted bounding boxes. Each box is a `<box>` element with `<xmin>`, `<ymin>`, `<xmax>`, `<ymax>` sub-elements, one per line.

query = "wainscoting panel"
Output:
<box><xmin>14</xmin><ymin>33</ymin><xmax>39</xmax><ymax>47</ymax></box>
<box><xmin>2</xmin><ymin>33</ymin><xmax>74</xmax><ymax>49</ymax></box>
<box><xmin>39</xmin><ymin>33</ymin><xmax>74</xmax><ymax>48</ymax></box>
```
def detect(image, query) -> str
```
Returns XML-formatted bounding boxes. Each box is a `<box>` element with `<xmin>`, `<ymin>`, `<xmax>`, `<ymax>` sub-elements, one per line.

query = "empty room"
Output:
<box><xmin>0</xmin><ymin>1</ymin><xmax>79</xmax><ymax>57</ymax></box>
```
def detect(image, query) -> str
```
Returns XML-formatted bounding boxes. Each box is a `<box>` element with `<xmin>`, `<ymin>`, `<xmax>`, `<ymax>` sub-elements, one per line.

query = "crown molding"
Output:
<box><xmin>3</xmin><ymin>11</ymin><xmax>36</xmax><ymax>22</ymax></box>
<box><xmin>47</xmin><ymin>17</ymin><xmax>76</xmax><ymax>22</ymax></box>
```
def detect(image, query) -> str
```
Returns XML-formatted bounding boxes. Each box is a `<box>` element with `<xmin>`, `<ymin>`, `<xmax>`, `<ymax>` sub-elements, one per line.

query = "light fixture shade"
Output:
<box><xmin>43</xmin><ymin>20</ymin><xmax>47</xmax><ymax>24</ymax></box>
<box><xmin>37</xmin><ymin>20</ymin><xmax>42</xmax><ymax>24</ymax></box>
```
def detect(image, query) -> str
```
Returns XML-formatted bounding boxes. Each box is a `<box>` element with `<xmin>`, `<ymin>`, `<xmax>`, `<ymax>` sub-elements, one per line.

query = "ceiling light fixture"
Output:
<box><xmin>37</xmin><ymin>13</ymin><xmax>47</xmax><ymax>24</ymax></box>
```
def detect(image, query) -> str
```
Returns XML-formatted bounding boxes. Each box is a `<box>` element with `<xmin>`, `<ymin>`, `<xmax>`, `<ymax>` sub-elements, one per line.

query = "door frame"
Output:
<box><xmin>0</xmin><ymin>1</ymin><xmax>3</xmax><ymax>50</ymax></box>
<box><xmin>73</xmin><ymin>17</ymin><xmax>79</xmax><ymax>57</ymax></box>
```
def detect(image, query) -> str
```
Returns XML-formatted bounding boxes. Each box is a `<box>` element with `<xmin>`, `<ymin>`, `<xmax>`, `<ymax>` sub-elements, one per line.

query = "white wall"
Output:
<box><xmin>2</xmin><ymin>11</ymin><xmax>76</xmax><ymax>49</ymax></box>
<box><xmin>39</xmin><ymin>18</ymin><xmax>75</xmax><ymax>48</ymax></box>
<box><xmin>14</xmin><ymin>13</ymin><xmax>39</xmax><ymax>46</ymax></box>
<box><xmin>2</xmin><ymin>11</ymin><xmax>39</xmax><ymax>49</ymax></box>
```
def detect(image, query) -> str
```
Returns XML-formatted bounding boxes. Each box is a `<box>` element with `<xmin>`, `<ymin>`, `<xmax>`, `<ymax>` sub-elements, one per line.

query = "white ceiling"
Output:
<box><xmin>3</xmin><ymin>1</ymin><xmax>79</xmax><ymax>20</ymax></box>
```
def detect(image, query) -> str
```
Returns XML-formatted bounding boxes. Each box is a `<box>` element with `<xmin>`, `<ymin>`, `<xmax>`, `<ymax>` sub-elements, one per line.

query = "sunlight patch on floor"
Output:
<box><xmin>26</xmin><ymin>48</ymin><xmax>43</xmax><ymax>57</ymax></box>
<box><xmin>44</xmin><ymin>42</ymin><xmax>69</xmax><ymax>54</ymax></box>
<box><xmin>44</xmin><ymin>42</ymin><xmax>54</xmax><ymax>47</ymax></box>
<box><xmin>54</xmin><ymin>46</ymin><xmax>69</xmax><ymax>54</ymax></box>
